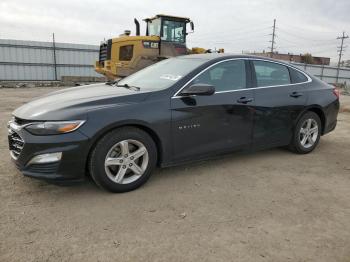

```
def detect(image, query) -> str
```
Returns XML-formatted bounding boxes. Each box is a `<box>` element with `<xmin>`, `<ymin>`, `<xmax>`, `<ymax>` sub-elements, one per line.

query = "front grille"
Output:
<box><xmin>99</xmin><ymin>39</ymin><xmax>112</xmax><ymax>62</ymax></box>
<box><xmin>8</xmin><ymin>129</ymin><xmax>24</xmax><ymax>159</ymax></box>
<box><xmin>99</xmin><ymin>43</ymin><xmax>107</xmax><ymax>62</ymax></box>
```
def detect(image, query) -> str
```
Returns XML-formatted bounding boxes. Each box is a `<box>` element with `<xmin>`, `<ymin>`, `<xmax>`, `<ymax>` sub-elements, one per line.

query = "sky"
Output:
<box><xmin>0</xmin><ymin>0</ymin><xmax>349</xmax><ymax>64</ymax></box>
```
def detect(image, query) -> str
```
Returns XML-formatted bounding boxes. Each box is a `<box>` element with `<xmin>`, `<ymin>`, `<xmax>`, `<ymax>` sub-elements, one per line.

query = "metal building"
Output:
<box><xmin>0</xmin><ymin>38</ymin><xmax>101</xmax><ymax>81</ymax></box>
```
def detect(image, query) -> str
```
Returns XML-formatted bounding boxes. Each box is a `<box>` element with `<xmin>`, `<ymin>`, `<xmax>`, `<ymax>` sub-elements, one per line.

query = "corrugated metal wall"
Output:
<box><xmin>0</xmin><ymin>39</ymin><xmax>101</xmax><ymax>81</ymax></box>
<box><xmin>1</xmin><ymin>38</ymin><xmax>350</xmax><ymax>84</ymax></box>
<box><xmin>290</xmin><ymin>62</ymin><xmax>350</xmax><ymax>84</ymax></box>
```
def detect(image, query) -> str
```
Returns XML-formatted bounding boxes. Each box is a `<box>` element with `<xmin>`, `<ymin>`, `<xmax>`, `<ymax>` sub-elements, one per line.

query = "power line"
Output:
<box><xmin>277</xmin><ymin>21</ymin><xmax>336</xmax><ymax>36</ymax></box>
<box><xmin>277</xmin><ymin>35</ymin><xmax>337</xmax><ymax>48</ymax></box>
<box><xmin>193</xmin><ymin>19</ymin><xmax>341</xmax><ymax>62</ymax></box>
<box><xmin>278</xmin><ymin>28</ymin><xmax>337</xmax><ymax>43</ymax></box>
<box><xmin>278</xmin><ymin>37</ymin><xmax>336</xmax><ymax>50</ymax></box>
<box><xmin>310</xmin><ymin>47</ymin><xmax>338</xmax><ymax>55</ymax></box>
<box><xmin>194</xmin><ymin>25</ymin><xmax>271</xmax><ymax>40</ymax></box>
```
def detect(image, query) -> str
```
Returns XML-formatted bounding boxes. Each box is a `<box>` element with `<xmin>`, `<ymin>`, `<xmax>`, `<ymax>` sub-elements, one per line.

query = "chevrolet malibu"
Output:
<box><xmin>8</xmin><ymin>54</ymin><xmax>339</xmax><ymax>192</ymax></box>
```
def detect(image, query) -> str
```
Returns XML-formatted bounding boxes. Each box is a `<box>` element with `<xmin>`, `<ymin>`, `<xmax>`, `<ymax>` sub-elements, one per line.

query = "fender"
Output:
<box><xmin>85</xmin><ymin>119</ymin><xmax>165</xmax><ymax>166</ymax></box>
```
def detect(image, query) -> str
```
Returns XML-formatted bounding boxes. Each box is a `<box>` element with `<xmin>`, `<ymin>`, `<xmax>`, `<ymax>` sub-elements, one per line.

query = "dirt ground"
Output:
<box><xmin>0</xmin><ymin>87</ymin><xmax>350</xmax><ymax>262</ymax></box>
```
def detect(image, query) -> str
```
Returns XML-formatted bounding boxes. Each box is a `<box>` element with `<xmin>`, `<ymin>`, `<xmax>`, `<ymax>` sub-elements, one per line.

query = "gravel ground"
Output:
<box><xmin>0</xmin><ymin>87</ymin><xmax>350</xmax><ymax>262</ymax></box>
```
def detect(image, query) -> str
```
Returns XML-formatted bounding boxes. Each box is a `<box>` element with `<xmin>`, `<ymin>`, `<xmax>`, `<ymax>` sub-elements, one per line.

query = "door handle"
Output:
<box><xmin>237</xmin><ymin>97</ymin><xmax>254</xmax><ymax>104</ymax></box>
<box><xmin>290</xmin><ymin>92</ymin><xmax>303</xmax><ymax>98</ymax></box>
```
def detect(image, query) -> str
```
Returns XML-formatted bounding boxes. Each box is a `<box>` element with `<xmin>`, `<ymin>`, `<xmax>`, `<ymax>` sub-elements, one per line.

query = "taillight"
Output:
<box><xmin>333</xmin><ymin>86</ymin><xmax>340</xmax><ymax>99</ymax></box>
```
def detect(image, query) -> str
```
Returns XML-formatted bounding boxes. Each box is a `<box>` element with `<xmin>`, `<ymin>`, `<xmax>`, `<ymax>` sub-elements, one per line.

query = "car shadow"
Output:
<box><xmin>18</xmin><ymin>147</ymin><xmax>294</xmax><ymax>196</ymax></box>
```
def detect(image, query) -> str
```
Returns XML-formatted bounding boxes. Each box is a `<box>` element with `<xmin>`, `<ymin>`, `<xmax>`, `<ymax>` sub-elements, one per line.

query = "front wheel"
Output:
<box><xmin>89</xmin><ymin>127</ymin><xmax>157</xmax><ymax>192</ymax></box>
<box><xmin>289</xmin><ymin>111</ymin><xmax>321</xmax><ymax>154</ymax></box>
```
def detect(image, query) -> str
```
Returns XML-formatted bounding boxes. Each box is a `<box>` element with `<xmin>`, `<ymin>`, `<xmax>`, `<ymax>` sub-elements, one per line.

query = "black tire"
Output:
<box><xmin>289</xmin><ymin>111</ymin><xmax>321</xmax><ymax>154</ymax></box>
<box><xmin>89</xmin><ymin>127</ymin><xmax>157</xmax><ymax>193</ymax></box>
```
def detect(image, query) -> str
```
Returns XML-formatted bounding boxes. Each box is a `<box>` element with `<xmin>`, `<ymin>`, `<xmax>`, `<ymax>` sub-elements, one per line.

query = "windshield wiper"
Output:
<box><xmin>105</xmin><ymin>80</ymin><xmax>119</xmax><ymax>86</ymax></box>
<box><xmin>116</xmin><ymin>83</ymin><xmax>140</xmax><ymax>91</ymax></box>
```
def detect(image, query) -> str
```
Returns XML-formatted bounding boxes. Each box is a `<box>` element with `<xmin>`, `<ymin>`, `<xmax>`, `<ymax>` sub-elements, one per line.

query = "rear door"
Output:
<box><xmin>170</xmin><ymin>59</ymin><xmax>255</xmax><ymax>162</ymax></box>
<box><xmin>251</xmin><ymin>60</ymin><xmax>308</xmax><ymax>149</ymax></box>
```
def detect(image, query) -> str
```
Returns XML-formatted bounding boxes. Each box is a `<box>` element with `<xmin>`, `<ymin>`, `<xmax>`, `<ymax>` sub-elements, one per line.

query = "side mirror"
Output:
<box><xmin>180</xmin><ymin>83</ymin><xmax>215</xmax><ymax>96</ymax></box>
<box><xmin>190</xmin><ymin>21</ymin><xmax>194</xmax><ymax>31</ymax></box>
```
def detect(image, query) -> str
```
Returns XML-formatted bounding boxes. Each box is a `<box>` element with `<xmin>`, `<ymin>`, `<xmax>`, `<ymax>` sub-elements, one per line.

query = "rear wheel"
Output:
<box><xmin>289</xmin><ymin>111</ymin><xmax>321</xmax><ymax>154</ymax></box>
<box><xmin>89</xmin><ymin>127</ymin><xmax>157</xmax><ymax>192</ymax></box>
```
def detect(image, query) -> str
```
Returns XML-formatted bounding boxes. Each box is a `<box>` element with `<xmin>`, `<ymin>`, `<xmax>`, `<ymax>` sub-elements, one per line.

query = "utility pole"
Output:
<box><xmin>336</xmin><ymin>31</ymin><xmax>348</xmax><ymax>83</ymax></box>
<box><xmin>337</xmin><ymin>31</ymin><xmax>348</xmax><ymax>67</ymax></box>
<box><xmin>52</xmin><ymin>33</ymin><xmax>58</xmax><ymax>81</ymax></box>
<box><xmin>269</xmin><ymin>19</ymin><xmax>276</xmax><ymax>58</ymax></box>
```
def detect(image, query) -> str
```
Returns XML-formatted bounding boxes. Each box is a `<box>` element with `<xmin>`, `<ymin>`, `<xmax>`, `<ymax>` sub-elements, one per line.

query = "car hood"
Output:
<box><xmin>13</xmin><ymin>83</ymin><xmax>150</xmax><ymax>121</ymax></box>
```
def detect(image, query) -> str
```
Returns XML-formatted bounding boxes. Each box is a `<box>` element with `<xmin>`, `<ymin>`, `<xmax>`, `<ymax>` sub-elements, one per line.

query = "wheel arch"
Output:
<box><xmin>297</xmin><ymin>106</ymin><xmax>326</xmax><ymax>135</ymax></box>
<box><xmin>86</xmin><ymin>121</ymin><xmax>164</xmax><ymax>171</ymax></box>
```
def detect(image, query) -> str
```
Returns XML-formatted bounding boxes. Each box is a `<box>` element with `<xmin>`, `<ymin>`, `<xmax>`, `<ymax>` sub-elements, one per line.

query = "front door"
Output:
<box><xmin>170</xmin><ymin>59</ymin><xmax>255</xmax><ymax>162</ymax></box>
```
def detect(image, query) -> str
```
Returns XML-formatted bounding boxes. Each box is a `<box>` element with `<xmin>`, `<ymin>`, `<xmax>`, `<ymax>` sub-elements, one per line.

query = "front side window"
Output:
<box><xmin>161</xmin><ymin>20</ymin><xmax>186</xmax><ymax>43</ymax></box>
<box><xmin>119</xmin><ymin>45</ymin><xmax>133</xmax><ymax>61</ymax></box>
<box><xmin>190</xmin><ymin>60</ymin><xmax>246</xmax><ymax>92</ymax></box>
<box><xmin>253</xmin><ymin>61</ymin><xmax>291</xmax><ymax>87</ymax></box>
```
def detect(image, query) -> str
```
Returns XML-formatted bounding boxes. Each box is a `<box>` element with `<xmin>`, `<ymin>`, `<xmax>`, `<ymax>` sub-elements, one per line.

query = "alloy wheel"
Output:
<box><xmin>104</xmin><ymin>139</ymin><xmax>149</xmax><ymax>184</ymax></box>
<box><xmin>299</xmin><ymin>118</ymin><xmax>319</xmax><ymax>149</ymax></box>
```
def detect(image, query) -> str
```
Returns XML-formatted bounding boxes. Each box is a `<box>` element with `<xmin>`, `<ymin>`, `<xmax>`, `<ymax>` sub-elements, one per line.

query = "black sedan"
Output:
<box><xmin>8</xmin><ymin>54</ymin><xmax>339</xmax><ymax>192</ymax></box>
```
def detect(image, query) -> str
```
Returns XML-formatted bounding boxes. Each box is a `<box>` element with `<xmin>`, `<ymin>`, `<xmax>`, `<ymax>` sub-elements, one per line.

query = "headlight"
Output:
<box><xmin>25</xmin><ymin>120</ymin><xmax>85</xmax><ymax>135</ymax></box>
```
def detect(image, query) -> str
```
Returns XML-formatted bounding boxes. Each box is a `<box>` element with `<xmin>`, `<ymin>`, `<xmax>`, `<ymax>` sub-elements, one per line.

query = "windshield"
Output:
<box><xmin>147</xmin><ymin>18</ymin><xmax>186</xmax><ymax>43</ymax></box>
<box><xmin>117</xmin><ymin>58</ymin><xmax>207</xmax><ymax>91</ymax></box>
<box><xmin>162</xmin><ymin>20</ymin><xmax>186</xmax><ymax>43</ymax></box>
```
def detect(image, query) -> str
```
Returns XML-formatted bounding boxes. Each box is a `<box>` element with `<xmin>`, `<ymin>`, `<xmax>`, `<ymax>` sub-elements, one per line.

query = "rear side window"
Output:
<box><xmin>253</xmin><ymin>60</ymin><xmax>291</xmax><ymax>87</ymax></box>
<box><xmin>289</xmin><ymin>67</ymin><xmax>308</xmax><ymax>83</ymax></box>
<box><xmin>119</xmin><ymin>45</ymin><xmax>134</xmax><ymax>61</ymax></box>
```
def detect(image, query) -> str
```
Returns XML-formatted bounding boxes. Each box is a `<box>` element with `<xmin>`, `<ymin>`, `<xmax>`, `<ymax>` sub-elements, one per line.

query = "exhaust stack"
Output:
<box><xmin>134</xmin><ymin>18</ymin><xmax>140</xmax><ymax>36</ymax></box>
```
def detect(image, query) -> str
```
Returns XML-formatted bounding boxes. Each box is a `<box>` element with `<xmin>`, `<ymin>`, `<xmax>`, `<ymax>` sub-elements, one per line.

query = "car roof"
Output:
<box><xmin>176</xmin><ymin>53</ymin><xmax>311</xmax><ymax>78</ymax></box>
<box><xmin>178</xmin><ymin>53</ymin><xmax>290</xmax><ymax>64</ymax></box>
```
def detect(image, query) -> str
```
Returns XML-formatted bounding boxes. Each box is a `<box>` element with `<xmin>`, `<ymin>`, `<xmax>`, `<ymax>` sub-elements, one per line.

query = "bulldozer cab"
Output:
<box><xmin>144</xmin><ymin>15</ymin><xmax>193</xmax><ymax>57</ymax></box>
<box><xmin>144</xmin><ymin>15</ymin><xmax>193</xmax><ymax>44</ymax></box>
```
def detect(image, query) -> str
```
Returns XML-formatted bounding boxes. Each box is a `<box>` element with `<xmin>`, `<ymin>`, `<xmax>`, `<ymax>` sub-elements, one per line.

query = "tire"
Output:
<box><xmin>289</xmin><ymin>111</ymin><xmax>321</xmax><ymax>154</ymax></box>
<box><xmin>89</xmin><ymin>127</ymin><xmax>157</xmax><ymax>193</ymax></box>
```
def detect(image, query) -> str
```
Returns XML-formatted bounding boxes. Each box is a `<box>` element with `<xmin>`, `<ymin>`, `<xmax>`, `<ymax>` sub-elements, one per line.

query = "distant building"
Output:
<box><xmin>251</xmin><ymin>51</ymin><xmax>330</xmax><ymax>65</ymax></box>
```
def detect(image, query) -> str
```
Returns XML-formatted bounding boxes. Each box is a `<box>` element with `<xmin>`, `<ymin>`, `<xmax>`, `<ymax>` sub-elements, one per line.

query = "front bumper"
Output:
<box><xmin>8</xmin><ymin>122</ymin><xmax>90</xmax><ymax>182</ymax></box>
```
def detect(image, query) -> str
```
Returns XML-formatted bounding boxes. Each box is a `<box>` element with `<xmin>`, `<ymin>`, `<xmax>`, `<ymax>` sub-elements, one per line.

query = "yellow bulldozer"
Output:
<box><xmin>95</xmin><ymin>14</ymin><xmax>224</xmax><ymax>80</ymax></box>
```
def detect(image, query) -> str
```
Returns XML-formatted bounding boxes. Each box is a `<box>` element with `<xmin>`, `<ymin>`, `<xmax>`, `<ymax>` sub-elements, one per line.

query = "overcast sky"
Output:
<box><xmin>1</xmin><ymin>0</ymin><xmax>349</xmax><ymax>63</ymax></box>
